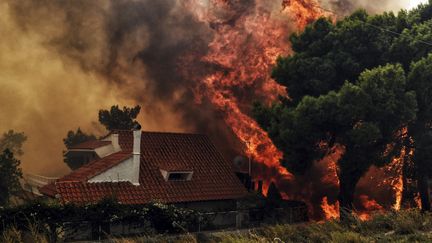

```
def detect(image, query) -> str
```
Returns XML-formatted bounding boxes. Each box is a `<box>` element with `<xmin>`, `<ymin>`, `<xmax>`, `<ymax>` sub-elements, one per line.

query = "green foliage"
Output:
<box><xmin>272</xmin><ymin>10</ymin><xmax>405</xmax><ymax>106</ymax></box>
<box><xmin>0</xmin><ymin>150</ymin><xmax>22</xmax><ymax>206</ymax></box>
<box><xmin>406</xmin><ymin>54</ymin><xmax>432</xmax><ymax>210</ymax></box>
<box><xmin>0</xmin><ymin>199</ymin><xmax>200</xmax><ymax>241</ymax></box>
<box><xmin>254</xmin><ymin>1</ymin><xmax>432</xmax><ymax>216</ymax></box>
<box><xmin>98</xmin><ymin>105</ymin><xmax>141</xmax><ymax>131</ymax></box>
<box><xmin>62</xmin><ymin>128</ymin><xmax>96</xmax><ymax>170</ymax></box>
<box><xmin>389</xmin><ymin>20</ymin><xmax>432</xmax><ymax>69</ymax></box>
<box><xmin>0</xmin><ymin>130</ymin><xmax>27</xmax><ymax>156</ymax></box>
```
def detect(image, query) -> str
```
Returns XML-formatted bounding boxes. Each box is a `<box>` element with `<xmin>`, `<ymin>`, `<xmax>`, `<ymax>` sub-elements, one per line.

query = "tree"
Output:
<box><xmin>63</xmin><ymin>128</ymin><xmax>96</xmax><ymax>149</ymax></box>
<box><xmin>63</xmin><ymin>128</ymin><xmax>96</xmax><ymax>170</ymax></box>
<box><xmin>254</xmin><ymin>4</ymin><xmax>432</xmax><ymax>217</ymax></box>
<box><xmin>0</xmin><ymin>149</ymin><xmax>23</xmax><ymax>206</ymax></box>
<box><xmin>63</xmin><ymin>105</ymin><xmax>141</xmax><ymax>170</ymax></box>
<box><xmin>0</xmin><ymin>130</ymin><xmax>27</xmax><ymax>156</ymax></box>
<box><xmin>98</xmin><ymin>105</ymin><xmax>141</xmax><ymax>131</ymax></box>
<box><xmin>406</xmin><ymin>54</ymin><xmax>432</xmax><ymax>211</ymax></box>
<box><xmin>255</xmin><ymin>64</ymin><xmax>416</xmax><ymax>219</ymax></box>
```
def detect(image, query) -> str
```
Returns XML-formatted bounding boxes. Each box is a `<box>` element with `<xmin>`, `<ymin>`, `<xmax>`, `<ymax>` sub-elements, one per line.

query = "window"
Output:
<box><xmin>160</xmin><ymin>170</ymin><xmax>193</xmax><ymax>181</ymax></box>
<box><xmin>168</xmin><ymin>173</ymin><xmax>189</xmax><ymax>181</ymax></box>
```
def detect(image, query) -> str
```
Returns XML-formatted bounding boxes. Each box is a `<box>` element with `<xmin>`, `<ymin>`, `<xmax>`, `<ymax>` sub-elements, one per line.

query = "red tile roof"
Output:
<box><xmin>40</xmin><ymin>151</ymin><xmax>132</xmax><ymax>197</ymax></box>
<box><xmin>41</xmin><ymin>131</ymin><xmax>247</xmax><ymax>204</ymax></box>
<box><xmin>68</xmin><ymin>140</ymin><xmax>112</xmax><ymax>149</ymax></box>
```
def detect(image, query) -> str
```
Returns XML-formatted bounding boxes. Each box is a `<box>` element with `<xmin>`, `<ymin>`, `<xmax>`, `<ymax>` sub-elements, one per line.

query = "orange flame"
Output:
<box><xmin>185</xmin><ymin>0</ymin><xmax>326</xmax><ymax>192</ymax></box>
<box><xmin>184</xmin><ymin>0</ymin><xmax>406</xmax><ymax>220</ymax></box>
<box><xmin>357</xmin><ymin>195</ymin><xmax>384</xmax><ymax>220</ymax></box>
<box><xmin>321</xmin><ymin>145</ymin><xmax>343</xmax><ymax>185</ymax></box>
<box><xmin>393</xmin><ymin>173</ymin><xmax>404</xmax><ymax>211</ymax></box>
<box><xmin>321</xmin><ymin>196</ymin><xmax>339</xmax><ymax>220</ymax></box>
<box><xmin>383</xmin><ymin>128</ymin><xmax>413</xmax><ymax>211</ymax></box>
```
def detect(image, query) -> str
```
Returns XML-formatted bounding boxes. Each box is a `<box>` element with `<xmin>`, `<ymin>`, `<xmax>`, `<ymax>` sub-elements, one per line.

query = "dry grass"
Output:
<box><xmin>139</xmin><ymin>209</ymin><xmax>432</xmax><ymax>243</ymax></box>
<box><xmin>2</xmin><ymin>209</ymin><xmax>432</xmax><ymax>242</ymax></box>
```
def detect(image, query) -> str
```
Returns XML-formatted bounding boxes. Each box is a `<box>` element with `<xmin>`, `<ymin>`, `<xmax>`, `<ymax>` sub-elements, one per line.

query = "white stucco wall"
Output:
<box><xmin>88</xmin><ymin>157</ymin><xmax>138</xmax><ymax>184</ymax></box>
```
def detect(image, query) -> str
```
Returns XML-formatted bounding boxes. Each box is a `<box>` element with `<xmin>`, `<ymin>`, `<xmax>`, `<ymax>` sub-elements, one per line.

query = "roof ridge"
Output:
<box><xmin>100</xmin><ymin>130</ymin><xmax>210</xmax><ymax>142</ymax></box>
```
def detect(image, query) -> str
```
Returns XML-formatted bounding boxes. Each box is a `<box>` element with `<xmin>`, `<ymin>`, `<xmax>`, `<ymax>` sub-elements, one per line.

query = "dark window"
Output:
<box><xmin>168</xmin><ymin>172</ymin><xmax>191</xmax><ymax>181</ymax></box>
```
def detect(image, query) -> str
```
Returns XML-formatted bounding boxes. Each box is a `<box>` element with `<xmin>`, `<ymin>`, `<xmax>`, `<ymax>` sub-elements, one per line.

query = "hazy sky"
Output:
<box><xmin>409</xmin><ymin>0</ymin><xmax>429</xmax><ymax>9</ymax></box>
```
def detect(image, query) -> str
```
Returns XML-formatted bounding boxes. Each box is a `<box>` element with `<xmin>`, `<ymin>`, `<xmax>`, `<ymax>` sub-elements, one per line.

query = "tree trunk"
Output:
<box><xmin>401</xmin><ymin>155</ymin><xmax>416</xmax><ymax>208</ymax></box>
<box><xmin>417</xmin><ymin>172</ymin><xmax>431</xmax><ymax>211</ymax></box>
<box><xmin>338</xmin><ymin>173</ymin><xmax>361</xmax><ymax>221</ymax></box>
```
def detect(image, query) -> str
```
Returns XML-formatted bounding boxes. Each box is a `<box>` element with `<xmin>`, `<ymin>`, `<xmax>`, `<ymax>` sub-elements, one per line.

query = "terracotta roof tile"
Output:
<box><xmin>41</xmin><ymin>131</ymin><xmax>247</xmax><ymax>204</ymax></box>
<box><xmin>60</xmin><ymin>151</ymin><xmax>132</xmax><ymax>181</ymax></box>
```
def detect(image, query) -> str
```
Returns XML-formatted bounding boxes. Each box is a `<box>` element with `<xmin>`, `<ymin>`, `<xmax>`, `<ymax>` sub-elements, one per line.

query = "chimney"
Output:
<box><xmin>131</xmin><ymin>128</ymin><xmax>141</xmax><ymax>185</ymax></box>
<box><xmin>112</xmin><ymin>133</ymin><xmax>121</xmax><ymax>152</ymax></box>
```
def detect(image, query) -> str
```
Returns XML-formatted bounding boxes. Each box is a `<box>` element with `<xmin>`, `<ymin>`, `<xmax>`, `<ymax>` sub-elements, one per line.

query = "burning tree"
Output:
<box><xmin>407</xmin><ymin>54</ymin><xmax>432</xmax><ymax>211</ymax></box>
<box><xmin>252</xmin><ymin>8</ymin><xmax>432</xmax><ymax>219</ymax></box>
<box><xmin>255</xmin><ymin>63</ymin><xmax>416</xmax><ymax>219</ymax></box>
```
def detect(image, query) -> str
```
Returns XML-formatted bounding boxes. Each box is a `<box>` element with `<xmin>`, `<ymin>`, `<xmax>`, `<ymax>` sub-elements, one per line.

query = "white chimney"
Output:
<box><xmin>111</xmin><ymin>133</ymin><xmax>121</xmax><ymax>152</ymax></box>
<box><xmin>131</xmin><ymin>129</ymin><xmax>141</xmax><ymax>185</ymax></box>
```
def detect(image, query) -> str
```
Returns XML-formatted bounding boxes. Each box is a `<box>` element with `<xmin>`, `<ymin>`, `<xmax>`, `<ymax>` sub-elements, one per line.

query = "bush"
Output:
<box><xmin>0</xmin><ymin>199</ymin><xmax>200</xmax><ymax>241</ymax></box>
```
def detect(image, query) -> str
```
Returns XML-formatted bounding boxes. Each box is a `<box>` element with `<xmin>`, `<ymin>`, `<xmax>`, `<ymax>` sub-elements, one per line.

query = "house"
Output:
<box><xmin>41</xmin><ymin>129</ymin><xmax>247</xmax><ymax>205</ymax></box>
<box><xmin>37</xmin><ymin>129</ymin><xmax>248</xmax><ymax>237</ymax></box>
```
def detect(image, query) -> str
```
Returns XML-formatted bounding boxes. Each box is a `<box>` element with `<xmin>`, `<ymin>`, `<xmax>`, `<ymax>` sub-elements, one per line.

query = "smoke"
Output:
<box><xmin>320</xmin><ymin>0</ymin><xmax>408</xmax><ymax>16</ymax></box>
<box><xmin>2</xmin><ymin>0</ymin><xmax>252</xmax><ymax>175</ymax></box>
<box><xmin>0</xmin><ymin>2</ymin><xmax>121</xmax><ymax>175</ymax></box>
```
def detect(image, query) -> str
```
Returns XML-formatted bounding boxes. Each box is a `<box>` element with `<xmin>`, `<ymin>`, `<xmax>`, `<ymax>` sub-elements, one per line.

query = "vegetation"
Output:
<box><xmin>62</xmin><ymin>127</ymin><xmax>96</xmax><ymax>170</ymax></box>
<box><xmin>0</xmin><ymin>130</ymin><xmax>26</xmax><ymax>206</ymax></box>
<box><xmin>0</xmin><ymin>130</ymin><xmax>27</xmax><ymax>157</ymax></box>
<box><xmin>62</xmin><ymin>105</ymin><xmax>141</xmax><ymax>170</ymax></box>
<box><xmin>111</xmin><ymin>210</ymin><xmax>432</xmax><ymax>243</ymax></box>
<box><xmin>0</xmin><ymin>149</ymin><xmax>22</xmax><ymax>206</ymax></box>
<box><xmin>253</xmin><ymin>2</ymin><xmax>432</xmax><ymax>217</ymax></box>
<box><xmin>1</xmin><ymin>206</ymin><xmax>431</xmax><ymax>242</ymax></box>
<box><xmin>98</xmin><ymin>105</ymin><xmax>141</xmax><ymax>131</ymax></box>
<box><xmin>0</xmin><ymin>199</ymin><xmax>200</xmax><ymax>242</ymax></box>
<box><xmin>407</xmin><ymin>55</ymin><xmax>432</xmax><ymax>211</ymax></box>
